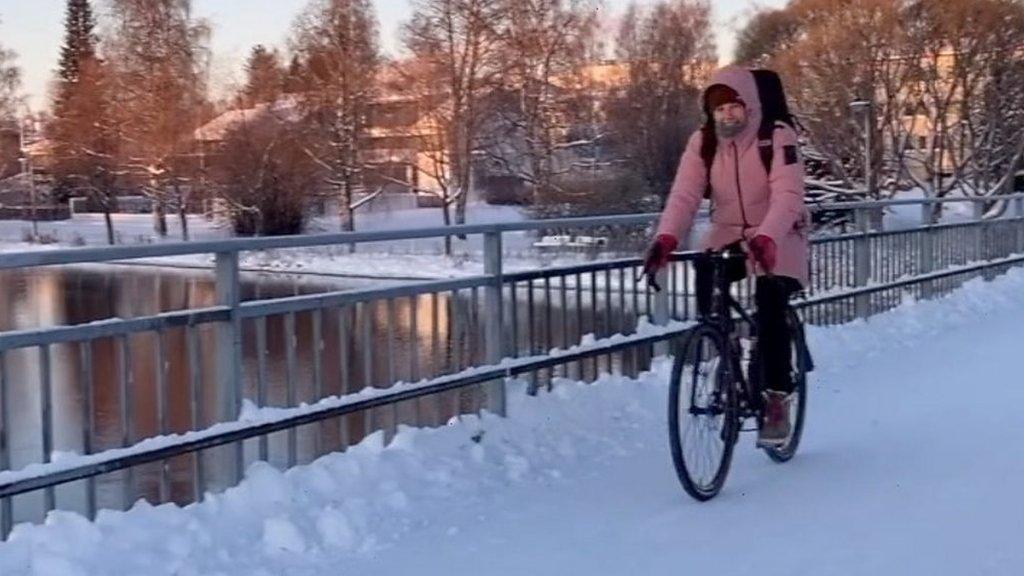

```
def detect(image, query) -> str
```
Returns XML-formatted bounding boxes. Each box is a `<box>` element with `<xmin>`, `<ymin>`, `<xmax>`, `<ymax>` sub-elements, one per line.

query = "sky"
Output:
<box><xmin>0</xmin><ymin>0</ymin><xmax>785</xmax><ymax>112</ymax></box>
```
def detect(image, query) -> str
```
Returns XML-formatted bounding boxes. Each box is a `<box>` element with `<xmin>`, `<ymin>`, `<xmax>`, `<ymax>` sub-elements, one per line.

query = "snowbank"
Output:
<box><xmin>2</xmin><ymin>267</ymin><xmax>1023</xmax><ymax>575</ymax></box>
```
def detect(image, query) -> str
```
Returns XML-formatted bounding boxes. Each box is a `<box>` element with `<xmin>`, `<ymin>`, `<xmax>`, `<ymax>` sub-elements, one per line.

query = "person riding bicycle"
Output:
<box><xmin>643</xmin><ymin>66</ymin><xmax>810</xmax><ymax>447</ymax></box>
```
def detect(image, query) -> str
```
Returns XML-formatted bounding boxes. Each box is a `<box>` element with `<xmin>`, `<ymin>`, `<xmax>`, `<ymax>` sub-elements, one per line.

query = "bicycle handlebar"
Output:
<box><xmin>637</xmin><ymin>245</ymin><xmax>775</xmax><ymax>293</ymax></box>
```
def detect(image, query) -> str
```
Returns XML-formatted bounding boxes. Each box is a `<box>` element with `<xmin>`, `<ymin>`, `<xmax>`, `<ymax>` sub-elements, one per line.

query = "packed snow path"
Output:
<box><xmin>3</xmin><ymin>270</ymin><xmax>1024</xmax><ymax>575</ymax></box>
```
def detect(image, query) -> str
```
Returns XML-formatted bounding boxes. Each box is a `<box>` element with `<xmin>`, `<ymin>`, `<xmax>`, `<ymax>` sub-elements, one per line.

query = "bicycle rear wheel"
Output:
<box><xmin>668</xmin><ymin>324</ymin><xmax>738</xmax><ymax>501</ymax></box>
<box><xmin>763</xmin><ymin>310</ymin><xmax>810</xmax><ymax>463</ymax></box>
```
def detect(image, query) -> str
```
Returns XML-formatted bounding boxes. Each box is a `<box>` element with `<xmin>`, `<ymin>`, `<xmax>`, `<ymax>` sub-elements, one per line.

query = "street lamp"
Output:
<box><xmin>17</xmin><ymin>106</ymin><xmax>38</xmax><ymax>240</ymax></box>
<box><xmin>849</xmin><ymin>99</ymin><xmax>876</xmax><ymax>200</ymax></box>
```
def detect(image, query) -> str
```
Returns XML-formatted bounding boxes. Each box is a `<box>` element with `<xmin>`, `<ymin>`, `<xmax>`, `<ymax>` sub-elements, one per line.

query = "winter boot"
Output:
<box><xmin>757</xmin><ymin>390</ymin><xmax>792</xmax><ymax>448</ymax></box>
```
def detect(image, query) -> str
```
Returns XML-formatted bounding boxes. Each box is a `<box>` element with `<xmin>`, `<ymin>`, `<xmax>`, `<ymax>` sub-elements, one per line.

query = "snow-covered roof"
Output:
<box><xmin>193</xmin><ymin>97</ymin><xmax>302</xmax><ymax>143</ymax></box>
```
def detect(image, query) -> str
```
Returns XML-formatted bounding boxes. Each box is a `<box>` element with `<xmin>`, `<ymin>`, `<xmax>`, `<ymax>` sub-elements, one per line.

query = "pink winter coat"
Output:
<box><xmin>656</xmin><ymin>66</ymin><xmax>810</xmax><ymax>286</ymax></box>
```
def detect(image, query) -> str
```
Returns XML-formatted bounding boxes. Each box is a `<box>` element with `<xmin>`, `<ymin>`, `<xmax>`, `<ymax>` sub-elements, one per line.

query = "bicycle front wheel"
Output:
<box><xmin>668</xmin><ymin>324</ymin><xmax>738</xmax><ymax>501</ymax></box>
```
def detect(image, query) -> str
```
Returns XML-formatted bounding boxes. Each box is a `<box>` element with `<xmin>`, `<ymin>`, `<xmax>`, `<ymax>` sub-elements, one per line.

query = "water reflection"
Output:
<box><xmin>0</xmin><ymin>265</ymin><xmax>653</xmax><ymax>525</ymax></box>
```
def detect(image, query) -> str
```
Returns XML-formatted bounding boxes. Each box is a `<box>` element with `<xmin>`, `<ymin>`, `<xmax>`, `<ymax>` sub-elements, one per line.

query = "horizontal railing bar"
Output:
<box><xmin>810</xmin><ymin>216</ymin><xmax>1024</xmax><ymax>245</ymax></box>
<box><xmin>0</xmin><ymin>307</ymin><xmax>231</xmax><ymax>351</ymax></box>
<box><xmin>0</xmin><ymin>224</ymin><xmax>498</xmax><ymax>270</ymax></box>
<box><xmin>504</xmin><ymin>256</ymin><xmax>651</xmax><ymax>282</ymax></box>
<box><xmin>0</xmin><ymin>323</ymin><xmax>693</xmax><ymax>498</ymax></box>
<box><xmin>794</xmin><ymin>253</ymin><xmax>1024</xmax><ymax>308</ymax></box>
<box><xmin>0</xmin><ymin>216</ymin><xmax>664</xmax><ymax>270</ymax></box>
<box><xmin>806</xmin><ymin>192</ymin><xmax>1024</xmax><ymax>211</ymax></box>
<box><xmin>236</xmin><ymin>277</ymin><xmax>488</xmax><ymax>319</ymax></box>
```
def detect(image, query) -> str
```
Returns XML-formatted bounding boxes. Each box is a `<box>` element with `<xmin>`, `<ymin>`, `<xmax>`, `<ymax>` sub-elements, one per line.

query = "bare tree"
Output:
<box><xmin>282</xmin><ymin>55</ymin><xmax>306</xmax><ymax>95</ymax></box>
<box><xmin>0</xmin><ymin>22</ymin><xmax>22</xmax><ymax>180</ymax></box>
<box><xmin>606</xmin><ymin>0</ymin><xmax>715</xmax><ymax>198</ymax></box>
<box><xmin>900</xmin><ymin>0</ymin><xmax>1024</xmax><ymax>218</ymax></box>
<box><xmin>964</xmin><ymin>51</ymin><xmax>1024</xmax><ymax>211</ymax></box>
<box><xmin>291</xmin><ymin>0</ymin><xmax>380</xmax><ymax>233</ymax></box>
<box><xmin>770</xmin><ymin>0</ymin><xmax>920</xmax><ymax>197</ymax></box>
<box><xmin>481</xmin><ymin>0</ymin><xmax>600</xmax><ymax>206</ymax></box>
<box><xmin>371</xmin><ymin>0</ymin><xmax>504</xmax><ymax>253</ymax></box>
<box><xmin>103</xmin><ymin>0</ymin><xmax>211</xmax><ymax>239</ymax></box>
<box><xmin>745</xmin><ymin>0</ymin><xmax>1024</xmax><ymax>216</ymax></box>
<box><xmin>214</xmin><ymin>115</ymin><xmax>319</xmax><ymax>236</ymax></box>
<box><xmin>0</xmin><ymin>21</ymin><xmax>22</xmax><ymax>124</ymax></box>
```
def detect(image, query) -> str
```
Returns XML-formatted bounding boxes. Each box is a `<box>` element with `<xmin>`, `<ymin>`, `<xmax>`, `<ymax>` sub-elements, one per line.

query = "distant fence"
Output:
<box><xmin>0</xmin><ymin>206</ymin><xmax>71</xmax><ymax>221</ymax></box>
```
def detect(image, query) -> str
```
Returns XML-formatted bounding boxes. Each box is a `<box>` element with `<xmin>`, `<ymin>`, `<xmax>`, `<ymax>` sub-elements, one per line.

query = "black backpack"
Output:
<box><xmin>700</xmin><ymin>69</ymin><xmax>795</xmax><ymax>198</ymax></box>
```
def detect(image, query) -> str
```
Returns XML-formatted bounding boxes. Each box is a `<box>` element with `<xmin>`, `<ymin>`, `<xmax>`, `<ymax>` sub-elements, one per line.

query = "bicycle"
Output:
<box><xmin>666</xmin><ymin>249</ymin><xmax>814</xmax><ymax>501</ymax></box>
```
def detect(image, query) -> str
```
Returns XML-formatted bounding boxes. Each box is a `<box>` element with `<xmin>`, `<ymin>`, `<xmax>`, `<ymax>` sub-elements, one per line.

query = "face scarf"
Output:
<box><xmin>716</xmin><ymin>117</ymin><xmax>748</xmax><ymax>138</ymax></box>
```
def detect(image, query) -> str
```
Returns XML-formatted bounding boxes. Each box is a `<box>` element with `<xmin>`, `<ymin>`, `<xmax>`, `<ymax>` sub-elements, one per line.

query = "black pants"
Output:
<box><xmin>694</xmin><ymin>247</ymin><xmax>802</xmax><ymax>394</ymax></box>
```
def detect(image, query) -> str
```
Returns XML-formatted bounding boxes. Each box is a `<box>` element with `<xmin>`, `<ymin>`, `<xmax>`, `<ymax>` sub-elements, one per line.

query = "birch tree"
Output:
<box><xmin>606</xmin><ymin>0</ymin><xmax>714</xmax><ymax>197</ymax></box>
<box><xmin>291</xmin><ymin>0</ymin><xmax>380</xmax><ymax>233</ymax></box>
<box><xmin>481</xmin><ymin>0</ymin><xmax>600</xmax><ymax>206</ymax></box>
<box><xmin>399</xmin><ymin>0</ymin><xmax>502</xmax><ymax>242</ymax></box>
<box><xmin>103</xmin><ymin>0</ymin><xmax>210</xmax><ymax>239</ymax></box>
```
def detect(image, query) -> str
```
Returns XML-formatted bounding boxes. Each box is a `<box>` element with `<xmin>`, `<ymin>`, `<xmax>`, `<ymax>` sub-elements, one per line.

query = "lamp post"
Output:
<box><xmin>849</xmin><ymin>99</ymin><xmax>876</xmax><ymax>200</ymax></box>
<box><xmin>17</xmin><ymin>108</ymin><xmax>38</xmax><ymax>240</ymax></box>
<box><xmin>849</xmin><ymin>99</ymin><xmax>877</xmax><ymax>316</ymax></box>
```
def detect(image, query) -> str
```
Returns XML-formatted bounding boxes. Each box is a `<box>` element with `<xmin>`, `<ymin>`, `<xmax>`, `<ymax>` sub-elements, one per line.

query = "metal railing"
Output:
<box><xmin>2</xmin><ymin>193</ymin><xmax>1024</xmax><ymax>537</ymax></box>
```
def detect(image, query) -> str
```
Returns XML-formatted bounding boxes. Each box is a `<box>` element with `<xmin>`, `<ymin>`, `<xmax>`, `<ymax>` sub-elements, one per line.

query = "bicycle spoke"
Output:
<box><xmin>678</xmin><ymin>344</ymin><xmax>728</xmax><ymax>490</ymax></box>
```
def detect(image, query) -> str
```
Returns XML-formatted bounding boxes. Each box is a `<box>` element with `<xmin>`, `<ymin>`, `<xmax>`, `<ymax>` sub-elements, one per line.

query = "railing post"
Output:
<box><xmin>1015</xmin><ymin>196</ymin><xmax>1024</xmax><ymax>254</ymax></box>
<box><xmin>921</xmin><ymin>197</ymin><xmax>935</xmax><ymax>226</ymax></box>
<box><xmin>973</xmin><ymin>199</ymin><xmax>987</xmax><ymax>263</ymax></box>
<box><xmin>918</xmin><ymin>221</ymin><xmax>935</xmax><ymax>300</ymax></box>
<box><xmin>652</xmin><ymin>266</ymin><xmax>670</xmax><ymax>356</ymax></box>
<box><xmin>854</xmin><ymin>208</ymin><xmax>872</xmax><ymax>318</ymax></box>
<box><xmin>871</xmin><ymin>206</ymin><xmax>885</xmax><ymax>232</ymax></box>
<box><xmin>215</xmin><ymin>252</ymin><xmax>242</xmax><ymax>422</ymax></box>
<box><xmin>0</xmin><ymin>352</ymin><xmax>11</xmax><ymax>539</ymax></box>
<box><xmin>215</xmin><ymin>251</ymin><xmax>244</xmax><ymax>485</ymax></box>
<box><xmin>484</xmin><ymin>230</ymin><xmax>507</xmax><ymax>417</ymax></box>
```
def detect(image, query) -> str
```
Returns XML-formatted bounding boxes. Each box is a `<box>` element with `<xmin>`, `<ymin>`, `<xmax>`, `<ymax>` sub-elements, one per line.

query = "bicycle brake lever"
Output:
<box><xmin>635</xmin><ymin>269</ymin><xmax>662</xmax><ymax>292</ymax></box>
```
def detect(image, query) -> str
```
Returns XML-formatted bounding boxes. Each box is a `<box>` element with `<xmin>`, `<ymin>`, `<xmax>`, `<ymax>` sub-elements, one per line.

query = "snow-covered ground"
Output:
<box><xmin>2</xmin><ymin>265</ymin><xmax>1023</xmax><ymax>574</ymax></box>
<box><xmin>0</xmin><ymin>203</ymin><xmax>529</xmax><ymax>247</ymax></box>
<box><xmin>2</xmin><ymin>195</ymin><xmax>989</xmax><ymax>281</ymax></box>
<box><xmin>0</xmin><ymin>205</ymin><xmax>637</xmax><ymax>280</ymax></box>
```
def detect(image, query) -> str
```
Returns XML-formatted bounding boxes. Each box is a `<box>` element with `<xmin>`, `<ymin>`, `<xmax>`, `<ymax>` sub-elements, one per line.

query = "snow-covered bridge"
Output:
<box><xmin>1</xmin><ymin>196</ymin><xmax>1023</xmax><ymax>574</ymax></box>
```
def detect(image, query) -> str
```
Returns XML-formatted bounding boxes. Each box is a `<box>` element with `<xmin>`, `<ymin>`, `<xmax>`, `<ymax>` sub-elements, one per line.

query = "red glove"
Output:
<box><xmin>748</xmin><ymin>234</ymin><xmax>777</xmax><ymax>273</ymax></box>
<box><xmin>643</xmin><ymin>234</ymin><xmax>678</xmax><ymax>290</ymax></box>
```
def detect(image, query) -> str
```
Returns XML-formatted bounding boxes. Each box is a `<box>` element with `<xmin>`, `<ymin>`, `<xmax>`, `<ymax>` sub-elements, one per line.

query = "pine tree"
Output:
<box><xmin>56</xmin><ymin>0</ymin><xmax>97</xmax><ymax>86</ymax></box>
<box><xmin>283</xmin><ymin>55</ymin><xmax>305</xmax><ymax>94</ymax></box>
<box><xmin>50</xmin><ymin>0</ymin><xmax>118</xmax><ymax>244</ymax></box>
<box><xmin>242</xmin><ymin>45</ymin><xmax>284</xmax><ymax>106</ymax></box>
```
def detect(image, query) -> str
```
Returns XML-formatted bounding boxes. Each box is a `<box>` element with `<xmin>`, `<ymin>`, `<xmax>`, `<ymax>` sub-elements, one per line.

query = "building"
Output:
<box><xmin>194</xmin><ymin>76</ymin><xmax>448</xmax><ymax>212</ymax></box>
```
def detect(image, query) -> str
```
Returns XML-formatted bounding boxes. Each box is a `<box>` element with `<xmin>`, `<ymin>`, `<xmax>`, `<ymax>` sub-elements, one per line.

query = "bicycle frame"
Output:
<box><xmin>697</xmin><ymin>250</ymin><xmax>763</xmax><ymax>420</ymax></box>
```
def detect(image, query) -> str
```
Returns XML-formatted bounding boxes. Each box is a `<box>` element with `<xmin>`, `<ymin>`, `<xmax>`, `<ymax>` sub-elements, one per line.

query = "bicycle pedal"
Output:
<box><xmin>756</xmin><ymin>437</ymin><xmax>788</xmax><ymax>449</ymax></box>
